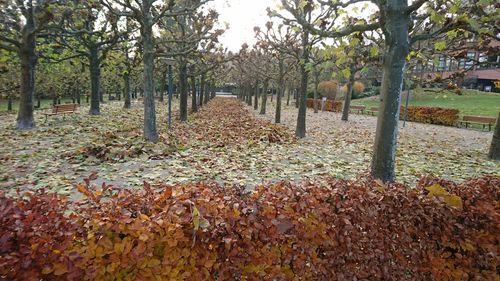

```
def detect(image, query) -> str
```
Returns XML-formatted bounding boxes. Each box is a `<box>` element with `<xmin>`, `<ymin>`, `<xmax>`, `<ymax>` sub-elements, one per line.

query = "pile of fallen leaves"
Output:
<box><xmin>1</xmin><ymin>175</ymin><xmax>498</xmax><ymax>280</ymax></box>
<box><xmin>174</xmin><ymin>98</ymin><xmax>295</xmax><ymax>147</ymax></box>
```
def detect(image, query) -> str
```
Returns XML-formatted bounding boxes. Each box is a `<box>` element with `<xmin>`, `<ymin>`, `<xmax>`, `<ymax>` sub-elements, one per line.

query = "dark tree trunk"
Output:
<box><xmin>260</xmin><ymin>78</ymin><xmax>269</xmax><ymax>115</ymax></box>
<box><xmin>488</xmin><ymin>112</ymin><xmax>500</xmax><ymax>160</ymax></box>
<box><xmin>286</xmin><ymin>86</ymin><xmax>291</xmax><ymax>106</ymax></box>
<box><xmin>89</xmin><ymin>45</ymin><xmax>101</xmax><ymax>115</ymax></box>
<box><xmin>341</xmin><ymin>69</ymin><xmax>356</xmax><ymax>121</ymax></box>
<box><xmin>76</xmin><ymin>88</ymin><xmax>81</xmax><ymax>105</ymax></box>
<box><xmin>371</xmin><ymin>0</ymin><xmax>410</xmax><ymax>182</ymax></box>
<box><xmin>276</xmin><ymin>60</ymin><xmax>284</xmax><ymax>123</ymax></box>
<box><xmin>296</xmin><ymin>31</ymin><xmax>310</xmax><ymax>138</ymax></box>
<box><xmin>36</xmin><ymin>93</ymin><xmax>41</xmax><ymax>108</ymax></box>
<box><xmin>253</xmin><ymin>80</ymin><xmax>259</xmax><ymax>111</ymax></box>
<box><xmin>179</xmin><ymin>62</ymin><xmax>188</xmax><ymax>121</ymax></box>
<box><xmin>160</xmin><ymin>70</ymin><xmax>166</xmax><ymax>103</ymax></box>
<box><xmin>191</xmin><ymin>76</ymin><xmax>197</xmax><ymax>113</ymax></box>
<box><xmin>142</xmin><ymin>15</ymin><xmax>159</xmax><ymax>142</ymax></box>
<box><xmin>313</xmin><ymin>70</ymin><xmax>319</xmax><ymax>113</ymax></box>
<box><xmin>16</xmin><ymin>15</ymin><xmax>37</xmax><ymax>129</ymax></box>
<box><xmin>7</xmin><ymin>93</ymin><xmax>13</xmax><ymax>111</ymax></box>
<box><xmin>124</xmin><ymin>73</ymin><xmax>131</xmax><ymax>108</ymax></box>
<box><xmin>247</xmin><ymin>84</ymin><xmax>252</xmax><ymax>106</ymax></box>
<box><xmin>204</xmin><ymin>77</ymin><xmax>209</xmax><ymax>105</ymax></box>
<box><xmin>199</xmin><ymin>74</ymin><xmax>205</xmax><ymax>106</ymax></box>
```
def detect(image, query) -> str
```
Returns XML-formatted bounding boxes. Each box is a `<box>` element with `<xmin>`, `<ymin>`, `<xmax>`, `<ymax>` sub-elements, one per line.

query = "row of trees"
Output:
<box><xmin>0</xmin><ymin>0</ymin><xmax>228</xmax><ymax>142</ymax></box>
<box><xmin>229</xmin><ymin>0</ymin><xmax>499</xmax><ymax>182</ymax></box>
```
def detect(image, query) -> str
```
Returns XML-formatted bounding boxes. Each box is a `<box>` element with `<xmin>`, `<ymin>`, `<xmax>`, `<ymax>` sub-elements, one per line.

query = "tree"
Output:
<box><xmin>284</xmin><ymin>0</ymin><xmax>499</xmax><ymax>181</ymax></box>
<box><xmin>489</xmin><ymin>112</ymin><xmax>500</xmax><ymax>161</ymax></box>
<box><xmin>56</xmin><ymin>1</ymin><xmax>122</xmax><ymax>115</ymax></box>
<box><xmin>103</xmin><ymin>0</ymin><xmax>210</xmax><ymax>142</ymax></box>
<box><xmin>0</xmin><ymin>0</ymin><xmax>67</xmax><ymax>129</ymax></box>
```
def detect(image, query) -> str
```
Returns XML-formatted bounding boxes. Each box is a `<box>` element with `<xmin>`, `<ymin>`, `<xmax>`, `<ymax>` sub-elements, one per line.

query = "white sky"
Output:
<box><xmin>211</xmin><ymin>0</ymin><xmax>280</xmax><ymax>52</ymax></box>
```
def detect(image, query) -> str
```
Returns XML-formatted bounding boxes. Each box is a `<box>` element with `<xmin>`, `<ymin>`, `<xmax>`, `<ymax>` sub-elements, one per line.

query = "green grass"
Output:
<box><xmin>0</xmin><ymin>98</ymin><xmax>90</xmax><ymax>112</ymax></box>
<box><xmin>352</xmin><ymin>88</ymin><xmax>500</xmax><ymax>117</ymax></box>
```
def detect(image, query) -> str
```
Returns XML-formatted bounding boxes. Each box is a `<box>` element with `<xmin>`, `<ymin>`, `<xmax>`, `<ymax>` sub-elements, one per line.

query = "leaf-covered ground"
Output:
<box><xmin>0</xmin><ymin>97</ymin><xmax>498</xmax><ymax>197</ymax></box>
<box><xmin>253</xmin><ymin>99</ymin><xmax>499</xmax><ymax>183</ymax></box>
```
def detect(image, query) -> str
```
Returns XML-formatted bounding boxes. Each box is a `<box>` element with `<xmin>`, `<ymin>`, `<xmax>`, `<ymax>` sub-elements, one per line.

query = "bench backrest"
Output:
<box><xmin>370</xmin><ymin>107</ymin><xmax>379</xmax><ymax>111</ymax></box>
<box><xmin>351</xmin><ymin>106</ymin><xmax>365</xmax><ymax>110</ymax></box>
<box><xmin>53</xmin><ymin>104</ymin><xmax>78</xmax><ymax>113</ymax></box>
<box><xmin>463</xmin><ymin>115</ymin><xmax>496</xmax><ymax>124</ymax></box>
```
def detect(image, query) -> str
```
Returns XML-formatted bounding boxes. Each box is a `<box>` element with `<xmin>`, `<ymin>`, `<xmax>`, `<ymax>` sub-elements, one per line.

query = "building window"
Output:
<box><xmin>464</xmin><ymin>52</ymin><xmax>475</xmax><ymax>69</ymax></box>
<box><xmin>437</xmin><ymin>56</ymin><xmax>447</xmax><ymax>71</ymax></box>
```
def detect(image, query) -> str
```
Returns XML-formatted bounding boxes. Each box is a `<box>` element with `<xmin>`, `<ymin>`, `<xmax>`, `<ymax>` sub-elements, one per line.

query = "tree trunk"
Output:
<box><xmin>253</xmin><ymin>80</ymin><xmax>259</xmax><ymax>111</ymax></box>
<box><xmin>276</xmin><ymin>60</ymin><xmax>284</xmax><ymax>123</ymax></box>
<box><xmin>7</xmin><ymin>93</ymin><xmax>13</xmax><ymax>111</ymax></box>
<box><xmin>200</xmin><ymin>74</ymin><xmax>205</xmax><ymax>106</ymax></box>
<box><xmin>76</xmin><ymin>88</ymin><xmax>81</xmax><ymax>105</ymax></box>
<box><xmin>286</xmin><ymin>86</ymin><xmax>291</xmax><ymax>106</ymax></box>
<box><xmin>124</xmin><ymin>73</ymin><xmax>131</xmax><ymax>108</ymax></box>
<box><xmin>16</xmin><ymin>15</ymin><xmax>37</xmax><ymax>129</ymax></box>
<box><xmin>247</xmin><ymin>84</ymin><xmax>252</xmax><ymax>106</ymax></box>
<box><xmin>179</xmin><ymin>62</ymin><xmax>188</xmax><ymax>121</ymax></box>
<box><xmin>488</xmin><ymin>111</ymin><xmax>500</xmax><ymax>160</ymax></box>
<box><xmin>191</xmin><ymin>76</ymin><xmax>197</xmax><ymax>113</ymax></box>
<box><xmin>260</xmin><ymin>78</ymin><xmax>269</xmax><ymax>115</ymax></box>
<box><xmin>296</xmin><ymin>31</ymin><xmax>310</xmax><ymax>138</ymax></box>
<box><xmin>371</xmin><ymin>1</ymin><xmax>410</xmax><ymax>182</ymax></box>
<box><xmin>89</xmin><ymin>45</ymin><xmax>101</xmax><ymax>115</ymax></box>
<box><xmin>204</xmin><ymin>77</ymin><xmax>209</xmax><ymax>104</ymax></box>
<box><xmin>341</xmin><ymin>69</ymin><xmax>356</xmax><ymax>121</ymax></box>
<box><xmin>313</xmin><ymin>70</ymin><xmax>319</xmax><ymax>113</ymax></box>
<box><xmin>142</xmin><ymin>13</ymin><xmax>158</xmax><ymax>142</ymax></box>
<box><xmin>160</xmin><ymin>70</ymin><xmax>166</xmax><ymax>103</ymax></box>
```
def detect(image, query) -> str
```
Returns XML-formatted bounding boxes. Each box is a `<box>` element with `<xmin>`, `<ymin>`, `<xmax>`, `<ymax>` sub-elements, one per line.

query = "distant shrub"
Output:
<box><xmin>353</xmin><ymin>81</ymin><xmax>365</xmax><ymax>94</ymax></box>
<box><xmin>318</xmin><ymin>80</ymin><xmax>339</xmax><ymax>100</ymax></box>
<box><xmin>306</xmin><ymin>98</ymin><xmax>342</xmax><ymax>112</ymax></box>
<box><xmin>400</xmin><ymin>106</ymin><xmax>460</xmax><ymax>126</ymax></box>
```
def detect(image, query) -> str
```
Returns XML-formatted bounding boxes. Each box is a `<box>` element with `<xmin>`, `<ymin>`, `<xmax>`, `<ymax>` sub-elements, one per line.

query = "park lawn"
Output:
<box><xmin>352</xmin><ymin>88</ymin><xmax>500</xmax><ymax>117</ymax></box>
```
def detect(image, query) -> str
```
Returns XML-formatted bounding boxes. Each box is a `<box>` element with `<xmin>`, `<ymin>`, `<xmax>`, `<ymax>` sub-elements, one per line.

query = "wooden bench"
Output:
<box><xmin>44</xmin><ymin>104</ymin><xmax>78</xmax><ymax>122</ymax></box>
<box><xmin>350</xmin><ymin>105</ymin><xmax>366</xmax><ymax>114</ymax></box>
<box><xmin>459</xmin><ymin>115</ymin><xmax>496</xmax><ymax>131</ymax></box>
<box><xmin>366</xmin><ymin>107</ymin><xmax>379</xmax><ymax>116</ymax></box>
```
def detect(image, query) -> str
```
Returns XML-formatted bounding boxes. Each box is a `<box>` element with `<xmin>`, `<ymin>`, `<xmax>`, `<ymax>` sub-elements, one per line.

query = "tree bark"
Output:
<box><xmin>179</xmin><ymin>61</ymin><xmax>188</xmax><ymax>121</ymax></box>
<box><xmin>199</xmin><ymin>74</ymin><xmax>205</xmax><ymax>106</ymax></box>
<box><xmin>260</xmin><ymin>78</ymin><xmax>269</xmax><ymax>115</ymax></box>
<box><xmin>124</xmin><ymin>73</ymin><xmax>131</xmax><ymax>108</ymax></box>
<box><xmin>341</xmin><ymin>69</ymin><xmax>356</xmax><ymax>121</ymax></box>
<box><xmin>247</xmin><ymin>84</ymin><xmax>252</xmax><ymax>106</ymax></box>
<box><xmin>313</xmin><ymin>70</ymin><xmax>319</xmax><ymax>113</ymax></box>
<box><xmin>371</xmin><ymin>0</ymin><xmax>410</xmax><ymax>182</ymax></box>
<box><xmin>276</xmin><ymin>60</ymin><xmax>284</xmax><ymax>124</ymax></box>
<box><xmin>159</xmin><ymin>70</ymin><xmax>166</xmax><ymax>103</ymax></box>
<box><xmin>286</xmin><ymin>86</ymin><xmax>291</xmax><ymax>106</ymax></box>
<box><xmin>296</xmin><ymin>31</ymin><xmax>310</xmax><ymax>138</ymax></box>
<box><xmin>253</xmin><ymin>80</ymin><xmax>259</xmax><ymax>110</ymax></box>
<box><xmin>488</xmin><ymin>112</ymin><xmax>500</xmax><ymax>160</ymax></box>
<box><xmin>16</xmin><ymin>14</ymin><xmax>37</xmax><ymax>129</ymax></box>
<box><xmin>89</xmin><ymin>45</ymin><xmax>101</xmax><ymax>115</ymax></box>
<box><xmin>191</xmin><ymin>75</ymin><xmax>197</xmax><ymax>113</ymax></box>
<box><xmin>142</xmin><ymin>9</ymin><xmax>159</xmax><ymax>142</ymax></box>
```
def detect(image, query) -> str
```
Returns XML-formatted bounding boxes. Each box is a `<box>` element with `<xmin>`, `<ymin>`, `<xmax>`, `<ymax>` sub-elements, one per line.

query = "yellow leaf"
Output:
<box><xmin>139</xmin><ymin>233</ymin><xmax>149</xmax><ymax>241</ymax></box>
<box><xmin>426</xmin><ymin>184</ymin><xmax>448</xmax><ymax>198</ymax></box>
<box><xmin>114</xmin><ymin>242</ymin><xmax>124</xmax><ymax>254</ymax></box>
<box><xmin>140</xmin><ymin>214</ymin><xmax>150</xmax><ymax>221</ymax></box>
<box><xmin>41</xmin><ymin>266</ymin><xmax>53</xmax><ymax>275</ymax></box>
<box><xmin>53</xmin><ymin>262</ymin><xmax>68</xmax><ymax>276</ymax></box>
<box><xmin>192</xmin><ymin>206</ymin><xmax>200</xmax><ymax>231</ymax></box>
<box><xmin>444</xmin><ymin>194</ymin><xmax>463</xmax><ymax>210</ymax></box>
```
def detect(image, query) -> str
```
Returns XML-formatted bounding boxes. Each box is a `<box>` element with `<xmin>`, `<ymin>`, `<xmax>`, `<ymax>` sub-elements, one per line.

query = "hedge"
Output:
<box><xmin>306</xmin><ymin>98</ymin><xmax>342</xmax><ymax>112</ymax></box>
<box><xmin>400</xmin><ymin>106</ymin><xmax>460</xmax><ymax>126</ymax></box>
<box><xmin>1</xmin><ymin>175</ymin><xmax>499</xmax><ymax>280</ymax></box>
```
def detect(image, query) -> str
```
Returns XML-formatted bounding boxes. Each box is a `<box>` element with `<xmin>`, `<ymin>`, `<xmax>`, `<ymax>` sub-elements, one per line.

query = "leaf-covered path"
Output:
<box><xmin>1</xmin><ymin>97</ymin><xmax>498</xmax><ymax>197</ymax></box>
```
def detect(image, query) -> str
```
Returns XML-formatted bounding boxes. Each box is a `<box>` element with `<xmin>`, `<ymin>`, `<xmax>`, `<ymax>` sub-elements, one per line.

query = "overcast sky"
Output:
<box><xmin>210</xmin><ymin>0</ymin><xmax>280</xmax><ymax>52</ymax></box>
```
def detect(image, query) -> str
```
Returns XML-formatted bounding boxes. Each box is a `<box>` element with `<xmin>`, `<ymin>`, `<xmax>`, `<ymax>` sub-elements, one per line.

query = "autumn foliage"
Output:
<box><xmin>1</xmin><ymin>174</ymin><xmax>499</xmax><ymax>280</ymax></box>
<box><xmin>318</xmin><ymin>80</ymin><xmax>339</xmax><ymax>100</ymax></box>
<box><xmin>306</xmin><ymin>99</ymin><xmax>342</xmax><ymax>112</ymax></box>
<box><xmin>401</xmin><ymin>106</ymin><xmax>460</xmax><ymax>126</ymax></box>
